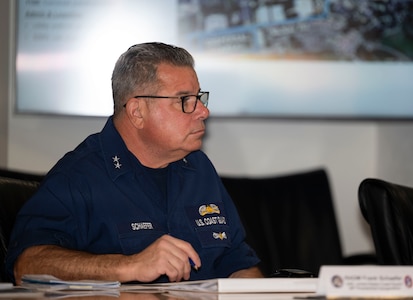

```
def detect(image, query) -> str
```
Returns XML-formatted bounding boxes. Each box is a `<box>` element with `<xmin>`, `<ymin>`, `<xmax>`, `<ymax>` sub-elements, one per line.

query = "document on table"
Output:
<box><xmin>21</xmin><ymin>274</ymin><xmax>120</xmax><ymax>291</ymax></box>
<box><xmin>165</xmin><ymin>291</ymin><xmax>319</xmax><ymax>300</ymax></box>
<box><xmin>121</xmin><ymin>278</ymin><xmax>318</xmax><ymax>294</ymax></box>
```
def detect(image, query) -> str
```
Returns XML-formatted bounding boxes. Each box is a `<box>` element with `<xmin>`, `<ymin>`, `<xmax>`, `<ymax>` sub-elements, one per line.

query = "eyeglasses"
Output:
<box><xmin>131</xmin><ymin>91</ymin><xmax>209</xmax><ymax>114</ymax></box>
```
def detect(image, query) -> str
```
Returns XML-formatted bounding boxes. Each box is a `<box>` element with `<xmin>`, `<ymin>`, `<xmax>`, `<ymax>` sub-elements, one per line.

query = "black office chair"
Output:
<box><xmin>0</xmin><ymin>169</ymin><xmax>44</xmax><ymax>281</ymax></box>
<box><xmin>221</xmin><ymin>169</ymin><xmax>375</xmax><ymax>277</ymax></box>
<box><xmin>359</xmin><ymin>178</ymin><xmax>413</xmax><ymax>265</ymax></box>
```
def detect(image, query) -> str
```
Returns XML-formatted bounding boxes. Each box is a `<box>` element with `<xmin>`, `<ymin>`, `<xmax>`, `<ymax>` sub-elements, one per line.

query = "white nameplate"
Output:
<box><xmin>317</xmin><ymin>266</ymin><xmax>413</xmax><ymax>297</ymax></box>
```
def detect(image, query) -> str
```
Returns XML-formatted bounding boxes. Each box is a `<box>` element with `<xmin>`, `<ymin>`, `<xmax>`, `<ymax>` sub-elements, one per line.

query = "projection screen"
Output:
<box><xmin>15</xmin><ymin>0</ymin><xmax>413</xmax><ymax>119</ymax></box>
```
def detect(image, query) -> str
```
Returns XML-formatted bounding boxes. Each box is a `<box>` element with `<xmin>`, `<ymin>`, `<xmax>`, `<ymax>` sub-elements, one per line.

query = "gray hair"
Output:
<box><xmin>111</xmin><ymin>42</ymin><xmax>195</xmax><ymax>115</ymax></box>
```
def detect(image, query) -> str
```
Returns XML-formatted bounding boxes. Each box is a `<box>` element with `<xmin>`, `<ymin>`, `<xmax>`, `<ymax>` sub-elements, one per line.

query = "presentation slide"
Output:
<box><xmin>15</xmin><ymin>0</ymin><xmax>413</xmax><ymax>118</ymax></box>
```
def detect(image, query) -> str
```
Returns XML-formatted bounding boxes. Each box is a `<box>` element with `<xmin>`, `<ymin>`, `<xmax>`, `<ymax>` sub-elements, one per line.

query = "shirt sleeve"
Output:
<box><xmin>5</xmin><ymin>172</ymin><xmax>82</xmax><ymax>282</ymax></box>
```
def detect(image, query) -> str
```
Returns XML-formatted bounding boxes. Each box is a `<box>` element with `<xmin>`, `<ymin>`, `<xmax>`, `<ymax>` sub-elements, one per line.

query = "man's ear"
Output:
<box><xmin>125</xmin><ymin>98</ymin><xmax>144</xmax><ymax>128</ymax></box>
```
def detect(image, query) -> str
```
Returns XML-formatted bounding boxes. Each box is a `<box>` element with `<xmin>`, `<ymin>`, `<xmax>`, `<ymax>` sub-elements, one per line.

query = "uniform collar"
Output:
<box><xmin>99</xmin><ymin>116</ymin><xmax>197</xmax><ymax>181</ymax></box>
<box><xmin>99</xmin><ymin>116</ymin><xmax>135</xmax><ymax>181</ymax></box>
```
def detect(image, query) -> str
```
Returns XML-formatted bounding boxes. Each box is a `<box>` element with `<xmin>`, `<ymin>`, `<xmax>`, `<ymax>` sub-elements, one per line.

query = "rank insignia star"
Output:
<box><xmin>112</xmin><ymin>156</ymin><xmax>122</xmax><ymax>169</ymax></box>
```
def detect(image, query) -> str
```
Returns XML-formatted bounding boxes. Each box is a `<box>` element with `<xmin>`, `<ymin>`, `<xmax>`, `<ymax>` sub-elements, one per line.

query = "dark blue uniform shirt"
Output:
<box><xmin>5</xmin><ymin>117</ymin><xmax>259</xmax><ymax>282</ymax></box>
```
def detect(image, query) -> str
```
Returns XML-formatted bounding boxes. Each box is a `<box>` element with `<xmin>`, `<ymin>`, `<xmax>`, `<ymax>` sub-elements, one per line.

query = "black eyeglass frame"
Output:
<box><xmin>124</xmin><ymin>91</ymin><xmax>209</xmax><ymax>114</ymax></box>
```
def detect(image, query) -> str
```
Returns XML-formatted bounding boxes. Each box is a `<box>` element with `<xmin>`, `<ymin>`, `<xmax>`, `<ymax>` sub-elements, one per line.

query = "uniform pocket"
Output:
<box><xmin>117</xmin><ymin>221</ymin><xmax>164</xmax><ymax>255</ymax></box>
<box><xmin>185</xmin><ymin>202</ymin><xmax>232</xmax><ymax>248</ymax></box>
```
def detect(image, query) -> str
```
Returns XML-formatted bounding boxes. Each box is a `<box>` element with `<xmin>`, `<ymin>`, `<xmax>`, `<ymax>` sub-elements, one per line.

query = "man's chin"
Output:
<box><xmin>184</xmin><ymin>142</ymin><xmax>203</xmax><ymax>154</ymax></box>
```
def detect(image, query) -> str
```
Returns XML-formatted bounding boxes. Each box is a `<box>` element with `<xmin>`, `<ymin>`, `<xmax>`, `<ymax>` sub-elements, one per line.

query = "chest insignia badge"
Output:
<box><xmin>213</xmin><ymin>232</ymin><xmax>227</xmax><ymax>240</ymax></box>
<box><xmin>199</xmin><ymin>204</ymin><xmax>220</xmax><ymax>216</ymax></box>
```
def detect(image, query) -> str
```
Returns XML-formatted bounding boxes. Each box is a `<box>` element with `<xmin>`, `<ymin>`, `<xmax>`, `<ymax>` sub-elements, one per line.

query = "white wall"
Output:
<box><xmin>377</xmin><ymin>123</ymin><xmax>413</xmax><ymax>187</ymax></box>
<box><xmin>4</xmin><ymin>0</ymin><xmax>413</xmax><ymax>259</ymax></box>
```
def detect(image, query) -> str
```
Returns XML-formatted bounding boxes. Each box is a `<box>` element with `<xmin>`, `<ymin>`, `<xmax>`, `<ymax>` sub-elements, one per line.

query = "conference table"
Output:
<box><xmin>11</xmin><ymin>277</ymin><xmax>318</xmax><ymax>299</ymax></box>
<box><xmin>54</xmin><ymin>292</ymin><xmax>313</xmax><ymax>299</ymax></box>
<box><xmin>3</xmin><ymin>286</ymin><xmax>316</xmax><ymax>300</ymax></box>
<box><xmin>23</xmin><ymin>292</ymin><xmax>316</xmax><ymax>300</ymax></box>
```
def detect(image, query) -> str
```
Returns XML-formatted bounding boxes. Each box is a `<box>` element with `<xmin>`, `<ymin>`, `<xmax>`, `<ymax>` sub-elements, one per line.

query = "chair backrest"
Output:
<box><xmin>358</xmin><ymin>178</ymin><xmax>413</xmax><ymax>265</ymax></box>
<box><xmin>221</xmin><ymin>169</ymin><xmax>343</xmax><ymax>276</ymax></box>
<box><xmin>0</xmin><ymin>169</ymin><xmax>44</xmax><ymax>281</ymax></box>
